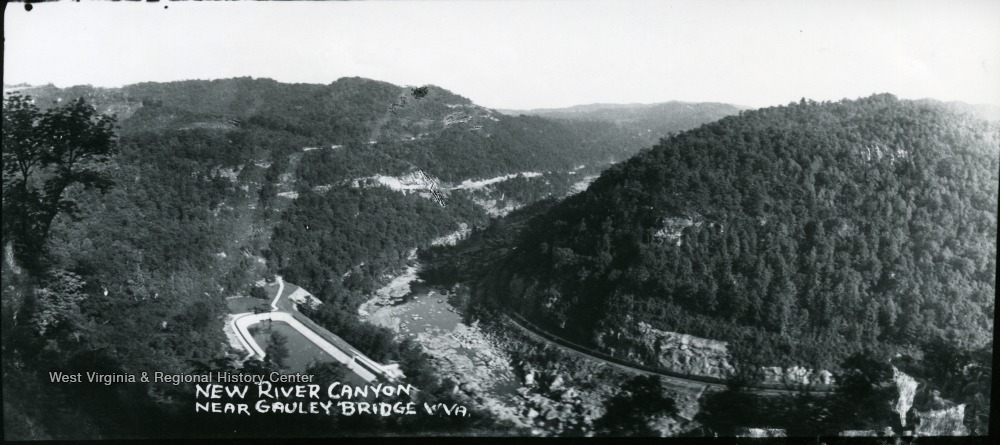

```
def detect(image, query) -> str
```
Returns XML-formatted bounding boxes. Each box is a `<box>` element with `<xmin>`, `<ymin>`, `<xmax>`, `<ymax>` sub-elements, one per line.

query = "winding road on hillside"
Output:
<box><xmin>229</xmin><ymin>277</ymin><xmax>404</xmax><ymax>382</ymax></box>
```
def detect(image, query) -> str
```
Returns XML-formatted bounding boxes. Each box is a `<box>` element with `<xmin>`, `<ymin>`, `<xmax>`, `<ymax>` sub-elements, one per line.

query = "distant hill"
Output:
<box><xmin>501</xmin><ymin>102</ymin><xmax>668</xmax><ymax>114</ymax></box>
<box><xmin>500</xmin><ymin>101</ymin><xmax>743</xmax><ymax>146</ymax></box>
<box><xmin>470</xmin><ymin>94</ymin><xmax>998</xmax><ymax>372</ymax></box>
<box><xmin>9</xmin><ymin>78</ymin><xmax>647</xmax><ymax>180</ymax></box>
<box><xmin>922</xmin><ymin>99</ymin><xmax>1000</xmax><ymax>123</ymax></box>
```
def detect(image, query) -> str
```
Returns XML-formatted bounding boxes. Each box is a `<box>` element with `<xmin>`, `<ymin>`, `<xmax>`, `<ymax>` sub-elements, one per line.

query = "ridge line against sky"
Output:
<box><xmin>4</xmin><ymin>0</ymin><xmax>1000</xmax><ymax>109</ymax></box>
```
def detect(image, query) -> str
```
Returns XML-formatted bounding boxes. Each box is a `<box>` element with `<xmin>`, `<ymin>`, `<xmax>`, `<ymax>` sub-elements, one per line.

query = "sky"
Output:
<box><xmin>4</xmin><ymin>0</ymin><xmax>1000</xmax><ymax>110</ymax></box>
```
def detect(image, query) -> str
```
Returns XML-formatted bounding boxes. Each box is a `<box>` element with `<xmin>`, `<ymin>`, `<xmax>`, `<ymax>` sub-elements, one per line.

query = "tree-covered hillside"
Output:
<box><xmin>4</xmin><ymin>77</ymin><xmax>745</xmax><ymax>438</ymax></box>
<box><xmin>3</xmin><ymin>77</ymin><xmax>650</xmax><ymax>309</ymax></box>
<box><xmin>476</xmin><ymin>95</ymin><xmax>997</xmax><ymax>371</ymax></box>
<box><xmin>13</xmin><ymin>77</ymin><xmax>399</xmax><ymax>141</ymax></box>
<box><xmin>1</xmin><ymin>90</ymin><xmax>307</xmax><ymax>438</ymax></box>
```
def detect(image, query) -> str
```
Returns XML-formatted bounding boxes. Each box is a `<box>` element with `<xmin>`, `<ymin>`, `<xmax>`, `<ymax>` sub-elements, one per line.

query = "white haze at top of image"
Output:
<box><xmin>4</xmin><ymin>0</ymin><xmax>1000</xmax><ymax>109</ymax></box>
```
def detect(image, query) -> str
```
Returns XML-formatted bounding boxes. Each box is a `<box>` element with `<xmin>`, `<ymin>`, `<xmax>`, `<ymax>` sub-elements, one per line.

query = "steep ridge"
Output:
<box><xmin>474</xmin><ymin>95</ymin><xmax>997</xmax><ymax>375</ymax></box>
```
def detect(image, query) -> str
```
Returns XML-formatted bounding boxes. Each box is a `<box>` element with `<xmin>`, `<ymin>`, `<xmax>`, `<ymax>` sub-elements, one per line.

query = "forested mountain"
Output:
<box><xmin>502</xmin><ymin>101</ymin><xmax>742</xmax><ymax>146</ymax></box>
<box><xmin>472</xmin><ymin>95</ymin><xmax>997</xmax><ymax>373</ymax></box>
<box><xmin>2</xmin><ymin>92</ymin><xmax>290</xmax><ymax>438</ymax></box>
<box><xmin>3</xmin><ymin>77</ymin><xmax>746</xmax><ymax>438</ymax></box>
<box><xmin>2</xmin><ymin>77</ymin><xmax>649</xmax><ymax>310</ymax></box>
<box><xmin>12</xmin><ymin>77</ymin><xmax>644</xmax><ymax>174</ymax></box>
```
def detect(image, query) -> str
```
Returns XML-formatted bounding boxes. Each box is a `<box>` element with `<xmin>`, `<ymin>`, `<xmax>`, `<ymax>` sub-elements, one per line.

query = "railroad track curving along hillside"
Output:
<box><xmin>504</xmin><ymin>312</ymin><xmax>836</xmax><ymax>396</ymax></box>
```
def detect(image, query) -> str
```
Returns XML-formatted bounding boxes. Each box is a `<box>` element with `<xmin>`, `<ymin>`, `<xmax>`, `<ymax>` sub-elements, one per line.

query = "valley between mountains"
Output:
<box><xmin>3</xmin><ymin>79</ymin><xmax>994</xmax><ymax>438</ymax></box>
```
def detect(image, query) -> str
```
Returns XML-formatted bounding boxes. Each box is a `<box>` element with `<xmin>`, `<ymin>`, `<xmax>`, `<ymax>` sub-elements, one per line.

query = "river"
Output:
<box><xmin>362</xmin><ymin>282</ymin><xmax>522</xmax><ymax>398</ymax></box>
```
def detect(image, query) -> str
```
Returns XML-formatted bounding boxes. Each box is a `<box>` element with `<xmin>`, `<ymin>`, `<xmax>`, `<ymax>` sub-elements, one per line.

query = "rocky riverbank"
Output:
<box><xmin>361</xmin><ymin>288</ymin><xmax>534</xmax><ymax>429</ymax></box>
<box><xmin>362</xmin><ymin>279</ymin><xmax>703</xmax><ymax>436</ymax></box>
<box><xmin>489</xmin><ymin>317</ymin><xmax>705</xmax><ymax>436</ymax></box>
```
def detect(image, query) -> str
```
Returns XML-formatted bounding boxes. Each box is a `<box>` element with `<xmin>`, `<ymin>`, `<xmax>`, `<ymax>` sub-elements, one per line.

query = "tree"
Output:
<box><xmin>31</xmin><ymin>269</ymin><xmax>87</xmax><ymax>338</ymax></box>
<box><xmin>694</xmin><ymin>380</ymin><xmax>760</xmax><ymax>436</ymax></box>
<box><xmin>593</xmin><ymin>375</ymin><xmax>677</xmax><ymax>436</ymax></box>
<box><xmin>306</xmin><ymin>361</ymin><xmax>348</xmax><ymax>385</ymax></box>
<box><xmin>906</xmin><ymin>337</ymin><xmax>993</xmax><ymax>435</ymax></box>
<box><xmin>411</xmin><ymin>86</ymin><xmax>429</xmax><ymax>99</ymax></box>
<box><xmin>2</xmin><ymin>94</ymin><xmax>118</xmax><ymax>268</ymax></box>
<box><xmin>829</xmin><ymin>351</ymin><xmax>897</xmax><ymax>432</ymax></box>
<box><xmin>2</xmin><ymin>94</ymin><xmax>44</xmax><ymax>262</ymax></box>
<box><xmin>249</xmin><ymin>286</ymin><xmax>268</xmax><ymax>300</ymax></box>
<box><xmin>265</xmin><ymin>331</ymin><xmax>290</xmax><ymax>369</ymax></box>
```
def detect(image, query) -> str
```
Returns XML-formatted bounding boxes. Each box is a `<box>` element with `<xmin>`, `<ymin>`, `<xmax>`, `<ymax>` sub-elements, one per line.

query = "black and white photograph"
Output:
<box><xmin>2</xmin><ymin>0</ymin><xmax>997</xmax><ymax>440</ymax></box>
